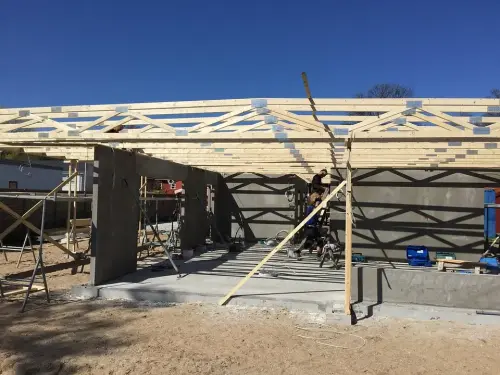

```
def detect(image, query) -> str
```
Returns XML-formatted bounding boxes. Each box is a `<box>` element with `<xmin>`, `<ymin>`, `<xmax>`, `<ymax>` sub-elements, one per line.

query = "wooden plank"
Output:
<box><xmin>344</xmin><ymin>164</ymin><xmax>353</xmax><ymax>315</ymax></box>
<box><xmin>127</xmin><ymin>112</ymin><xmax>176</xmax><ymax>133</ymax></box>
<box><xmin>98</xmin><ymin>116</ymin><xmax>133</xmax><ymax>133</ymax></box>
<box><xmin>422</xmin><ymin>107</ymin><xmax>475</xmax><ymax>130</ymax></box>
<box><xmin>199</xmin><ymin>111</ymin><xmax>259</xmax><ymax>133</ymax></box>
<box><xmin>0</xmin><ymin>170</ymin><xmax>79</xmax><ymax>241</ymax></box>
<box><xmin>1</xmin><ymin>284</ymin><xmax>44</xmax><ymax>297</ymax></box>
<box><xmin>411</xmin><ymin>111</ymin><xmax>458</xmax><ymax>132</ymax></box>
<box><xmin>0</xmin><ymin>202</ymin><xmax>76</xmax><ymax>258</ymax></box>
<box><xmin>349</xmin><ymin>108</ymin><xmax>406</xmax><ymax>132</ymax></box>
<box><xmin>269</xmin><ymin>107</ymin><xmax>325</xmax><ymax>132</ymax></box>
<box><xmin>77</xmin><ymin>112</ymin><xmax>118</xmax><ymax>133</ymax></box>
<box><xmin>218</xmin><ymin>180</ymin><xmax>347</xmax><ymax>306</ymax></box>
<box><xmin>189</xmin><ymin>106</ymin><xmax>252</xmax><ymax>132</ymax></box>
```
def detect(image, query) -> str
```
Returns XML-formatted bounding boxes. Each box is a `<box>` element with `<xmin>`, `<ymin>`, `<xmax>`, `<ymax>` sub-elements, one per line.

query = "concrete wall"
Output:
<box><xmin>181</xmin><ymin>168</ymin><xmax>209</xmax><ymax>249</ymax></box>
<box><xmin>352</xmin><ymin>265</ymin><xmax>500</xmax><ymax>311</ymax></box>
<box><xmin>90</xmin><ymin>147</ymin><xmax>140</xmax><ymax>285</ymax></box>
<box><xmin>222</xmin><ymin>173</ymin><xmax>307</xmax><ymax>241</ymax></box>
<box><xmin>330</xmin><ymin>169</ymin><xmax>500</xmax><ymax>262</ymax></box>
<box><xmin>89</xmin><ymin>146</ymin><xmax>218</xmax><ymax>285</ymax></box>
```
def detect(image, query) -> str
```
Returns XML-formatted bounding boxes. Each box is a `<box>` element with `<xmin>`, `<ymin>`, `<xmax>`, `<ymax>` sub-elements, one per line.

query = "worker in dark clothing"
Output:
<box><xmin>311</xmin><ymin>169</ymin><xmax>328</xmax><ymax>195</ymax></box>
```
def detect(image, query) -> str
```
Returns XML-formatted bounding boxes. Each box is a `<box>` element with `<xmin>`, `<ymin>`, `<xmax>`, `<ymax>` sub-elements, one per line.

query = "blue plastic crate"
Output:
<box><xmin>479</xmin><ymin>257</ymin><xmax>500</xmax><ymax>274</ymax></box>
<box><xmin>406</xmin><ymin>245</ymin><xmax>432</xmax><ymax>267</ymax></box>
<box><xmin>484</xmin><ymin>189</ymin><xmax>496</xmax><ymax>240</ymax></box>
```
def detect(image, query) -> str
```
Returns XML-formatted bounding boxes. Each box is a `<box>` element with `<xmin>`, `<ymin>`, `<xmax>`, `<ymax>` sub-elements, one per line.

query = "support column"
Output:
<box><xmin>344</xmin><ymin>165</ymin><xmax>353</xmax><ymax>315</ymax></box>
<box><xmin>181</xmin><ymin>168</ymin><xmax>208</xmax><ymax>249</ymax></box>
<box><xmin>213</xmin><ymin>174</ymin><xmax>231</xmax><ymax>243</ymax></box>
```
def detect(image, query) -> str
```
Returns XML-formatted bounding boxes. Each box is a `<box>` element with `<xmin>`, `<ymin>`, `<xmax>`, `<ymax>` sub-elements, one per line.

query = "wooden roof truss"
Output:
<box><xmin>1</xmin><ymin>98</ymin><xmax>500</xmax><ymax>175</ymax></box>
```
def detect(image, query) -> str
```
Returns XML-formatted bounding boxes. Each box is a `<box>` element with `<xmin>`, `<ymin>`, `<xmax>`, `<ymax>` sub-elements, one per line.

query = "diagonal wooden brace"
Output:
<box><xmin>0</xmin><ymin>201</ymin><xmax>77</xmax><ymax>259</ymax></box>
<box><xmin>218</xmin><ymin>179</ymin><xmax>347</xmax><ymax>306</ymax></box>
<box><xmin>0</xmin><ymin>170</ymin><xmax>79</xmax><ymax>242</ymax></box>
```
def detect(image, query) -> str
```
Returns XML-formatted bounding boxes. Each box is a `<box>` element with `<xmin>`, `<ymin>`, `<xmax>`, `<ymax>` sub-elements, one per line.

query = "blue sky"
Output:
<box><xmin>1</xmin><ymin>0</ymin><xmax>499</xmax><ymax>107</ymax></box>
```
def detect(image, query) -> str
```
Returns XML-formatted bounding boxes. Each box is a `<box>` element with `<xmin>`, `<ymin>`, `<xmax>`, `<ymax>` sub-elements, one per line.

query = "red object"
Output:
<box><xmin>160</xmin><ymin>180</ymin><xmax>183</xmax><ymax>195</ymax></box>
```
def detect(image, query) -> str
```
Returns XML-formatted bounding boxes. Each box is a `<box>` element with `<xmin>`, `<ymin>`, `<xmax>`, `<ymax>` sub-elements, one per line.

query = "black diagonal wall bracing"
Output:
<box><xmin>329</xmin><ymin>168</ymin><xmax>500</xmax><ymax>262</ymax></box>
<box><xmin>223</xmin><ymin>173</ymin><xmax>307</xmax><ymax>241</ymax></box>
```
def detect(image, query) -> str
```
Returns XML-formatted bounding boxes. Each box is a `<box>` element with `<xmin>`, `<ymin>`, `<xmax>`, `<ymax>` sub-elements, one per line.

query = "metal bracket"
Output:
<box><xmin>37</xmin><ymin>132</ymin><xmax>49</xmax><ymax>138</ymax></box>
<box><xmin>51</xmin><ymin>106</ymin><xmax>62</xmax><ymax>113</ymax></box>
<box><xmin>473</xmin><ymin>126</ymin><xmax>490</xmax><ymax>135</ymax></box>
<box><xmin>406</xmin><ymin>101</ymin><xmax>422</xmax><ymax>109</ymax></box>
<box><xmin>448</xmin><ymin>141</ymin><xmax>462</xmax><ymax>147</ymax></box>
<box><xmin>68</xmin><ymin>112</ymin><xmax>78</xmax><ymax>118</ymax></box>
<box><xmin>264</xmin><ymin>115</ymin><xmax>277</xmax><ymax>124</ymax></box>
<box><xmin>19</xmin><ymin>110</ymin><xmax>30</xmax><ymax>117</ymax></box>
<box><xmin>251</xmin><ymin>99</ymin><xmax>267</xmax><ymax>108</ymax></box>
<box><xmin>175</xmin><ymin>129</ymin><xmax>188</xmax><ymax>136</ymax></box>
<box><xmin>334</xmin><ymin>128</ymin><xmax>349</xmax><ymax>136</ymax></box>
<box><xmin>485</xmin><ymin>143</ymin><xmax>498</xmax><ymax>149</ymax></box>
<box><xmin>115</xmin><ymin>106</ymin><xmax>129</xmax><ymax>113</ymax></box>
<box><xmin>403</xmin><ymin>108</ymin><xmax>417</xmax><ymax>116</ymax></box>
<box><xmin>274</xmin><ymin>132</ymin><xmax>288</xmax><ymax>140</ymax></box>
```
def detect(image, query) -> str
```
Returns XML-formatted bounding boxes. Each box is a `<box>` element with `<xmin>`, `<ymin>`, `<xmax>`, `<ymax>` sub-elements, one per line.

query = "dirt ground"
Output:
<box><xmin>2</xmin><ymin>244</ymin><xmax>500</xmax><ymax>374</ymax></box>
<box><xmin>1</xmin><ymin>242</ymin><xmax>91</xmax><ymax>293</ymax></box>
<box><xmin>0</xmin><ymin>299</ymin><xmax>499</xmax><ymax>375</ymax></box>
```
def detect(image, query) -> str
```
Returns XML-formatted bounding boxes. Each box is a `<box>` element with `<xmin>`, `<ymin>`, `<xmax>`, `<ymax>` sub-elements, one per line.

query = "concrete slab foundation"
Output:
<box><xmin>74</xmin><ymin>245</ymin><xmax>346</xmax><ymax>313</ymax></box>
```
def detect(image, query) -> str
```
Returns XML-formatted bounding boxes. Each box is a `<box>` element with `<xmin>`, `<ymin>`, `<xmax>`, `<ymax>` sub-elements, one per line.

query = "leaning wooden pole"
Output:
<box><xmin>66</xmin><ymin>161</ymin><xmax>73</xmax><ymax>254</ymax></box>
<box><xmin>344</xmin><ymin>165</ymin><xmax>353</xmax><ymax>315</ymax></box>
<box><xmin>0</xmin><ymin>170</ymin><xmax>79</xmax><ymax>241</ymax></box>
<box><xmin>72</xmin><ymin>161</ymin><xmax>78</xmax><ymax>252</ymax></box>
<box><xmin>218</xmin><ymin>180</ymin><xmax>347</xmax><ymax>306</ymax></box>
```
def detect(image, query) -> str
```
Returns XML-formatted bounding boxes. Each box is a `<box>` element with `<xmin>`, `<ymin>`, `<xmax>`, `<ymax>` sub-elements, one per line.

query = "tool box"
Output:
<box><xmin>406</xmin><ymin>245</ymin><xmax>432</xmax><ymax>267</ymax></box>
<box><xmin>479</xmin><ymin>257</ymin><xmax>500</xmax><ymax>274</ymax></box>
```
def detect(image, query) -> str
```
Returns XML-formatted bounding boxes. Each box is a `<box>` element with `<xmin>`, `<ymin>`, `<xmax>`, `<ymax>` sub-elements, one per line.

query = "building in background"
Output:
<box><xmin>0</xmin><ymin>159</ymin><xmax>93</xmax><ymax>192</ymax></box>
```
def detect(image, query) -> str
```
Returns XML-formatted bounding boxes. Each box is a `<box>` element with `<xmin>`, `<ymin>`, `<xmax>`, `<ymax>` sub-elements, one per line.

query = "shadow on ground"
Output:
<box><xmin>0</xmin><ymin>296</ymin><xmax>165</xmax><ymax>375</ymax></box>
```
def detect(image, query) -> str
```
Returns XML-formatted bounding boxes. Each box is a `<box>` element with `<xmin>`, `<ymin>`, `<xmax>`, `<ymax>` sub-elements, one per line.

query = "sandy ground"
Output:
<box><xmin>0</xmin><ymin>299</ymin><xmax>499</xmax><ymax>375</ymax></box>
<box><xmin>0</xmin><ymin>238</ymin><xmax>167</xmax><ymax>292</ymax></box>
<box><xmin>1</xmin><ymin>241</ymin><xmax>91</xmax><ymax>292</ymax></box>
<box><xmin>2</xmin><ymin>242</ymin><xmax>500</xmax><ymax>374</ymax></box>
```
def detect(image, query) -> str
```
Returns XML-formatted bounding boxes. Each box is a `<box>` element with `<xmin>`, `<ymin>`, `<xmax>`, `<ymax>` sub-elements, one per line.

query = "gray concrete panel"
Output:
<box><xmin>330</xmin><ymin>169</ymin><xmax>500</xmax><ymax>261</ymax></box>
<box><xmin>352</xmin><ymin>265</ymin><xmax>500</xmax><ymax>311</ymax></box>
<box><xmin>90</xmin><ymin>146</ymin><xmax>140</xmax><ymax>285</ymax></box>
